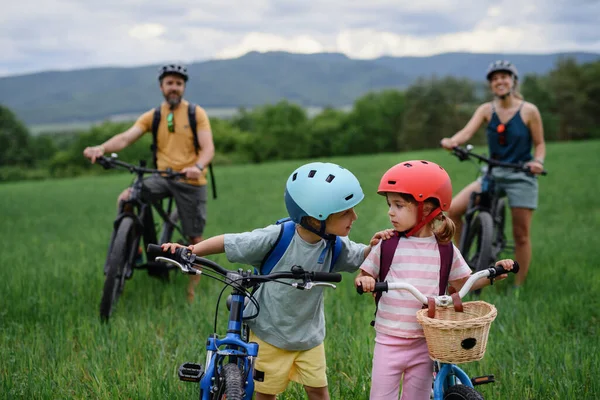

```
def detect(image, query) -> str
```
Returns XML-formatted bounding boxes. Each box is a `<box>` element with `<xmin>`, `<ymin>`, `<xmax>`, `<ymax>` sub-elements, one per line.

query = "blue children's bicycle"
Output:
<box><xmin>358</xmin><ymin>262</ymin><xmax>519</xmax><ymax>399</ymax></box>
<box><xmin>147</xmin><ymin>244</ymin><xmax>341</xmax><ymax>400</ymax></box>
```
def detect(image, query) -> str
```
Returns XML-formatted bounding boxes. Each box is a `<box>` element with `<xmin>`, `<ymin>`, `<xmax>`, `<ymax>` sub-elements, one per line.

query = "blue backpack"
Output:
<box><xmin>259</xmin><ymin>218</ymin><xmax>343</xmax><ymax>274</ymax></box>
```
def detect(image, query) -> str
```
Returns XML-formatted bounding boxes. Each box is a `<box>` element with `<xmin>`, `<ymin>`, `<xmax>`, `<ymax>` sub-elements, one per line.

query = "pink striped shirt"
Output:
<box><xmin>360</xmin><ymin>235</ymin><xmax>471</xmax><ymax>338</ymax></box>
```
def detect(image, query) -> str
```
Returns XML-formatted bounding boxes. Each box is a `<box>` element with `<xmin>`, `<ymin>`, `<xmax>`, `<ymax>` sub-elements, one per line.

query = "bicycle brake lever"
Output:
<box><xmin>155</xmin><ymin>256</ymin><xmax>201</xmax><ymax>275</ymax></box>
<box><xmin>292</xmin><ymin>282</ymin><xmax>337</xmax><ymax>290</ymax></box>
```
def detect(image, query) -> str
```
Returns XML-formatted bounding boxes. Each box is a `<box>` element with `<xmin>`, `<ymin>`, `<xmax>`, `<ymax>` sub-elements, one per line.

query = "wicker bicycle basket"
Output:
<box><xmin>415</xmin><ymin>301</ymin><xmax>497</xmax><ymax>364</ymax></box>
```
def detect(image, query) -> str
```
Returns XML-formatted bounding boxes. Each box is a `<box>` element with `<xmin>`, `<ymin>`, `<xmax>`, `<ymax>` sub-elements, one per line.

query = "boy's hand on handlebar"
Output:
<box><xmin>161</xmin><ymin>242</ymin><xmax>192</xmax><ymax>254</ymax></box>
<box><xmin>494</xmin><ymin>259</ymin><xmax>516</xmax><ymax>281</ymax></box>
<box><xmin>369</xmin><ymin>229</ymin><xmax>396</xmax><ymax>247</ymax></box>
<box><xmin>440</xmin><ymin>138</ymin><xmax>458</xmax><ymax>150</ymax></box>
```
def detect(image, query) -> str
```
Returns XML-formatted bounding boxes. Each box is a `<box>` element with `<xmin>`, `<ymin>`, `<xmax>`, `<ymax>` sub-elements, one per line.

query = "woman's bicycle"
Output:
<box><xmin>358</xmin><ymin>261</ymin><xmax>520</xmax><ymax>400</ymax></box>
<box><xmin>450</xmin><ymin>146</ymin><xmax>546</xmax><ymax>285</ymax></box>
<box><xmin>96</xmin><ymin>154</ymin><xmax>187</xmax><ymax>321</ymax></box>
<box><xmin>146</xmin><ymin>244</ymin><xmax>342</xmax><ymax>400</ymax></box>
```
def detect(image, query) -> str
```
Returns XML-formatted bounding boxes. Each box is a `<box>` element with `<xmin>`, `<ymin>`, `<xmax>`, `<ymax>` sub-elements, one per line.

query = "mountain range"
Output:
<box><xmin>1</xmin><ymin>51</ymin><xmax>599</xmax><ymax>125</ymax></box>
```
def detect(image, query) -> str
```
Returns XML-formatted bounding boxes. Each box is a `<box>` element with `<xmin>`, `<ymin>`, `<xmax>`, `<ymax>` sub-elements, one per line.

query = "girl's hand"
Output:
<box><xmin>494</xmin><ymin>259</ymin><xmax>515</xmax><ymax>281</ymax></box>
<box><xmin>161</xmin><ymin>242</ymin><xmax>187</xmax><ymax>254</ymax></box>
<box><xmin>369</xmin><ymin>229</ymin><xmax>396</xmax><ymax>247</ymax></box>
<box><xmin>355</xmin><ymin>275</ymin><xmax>376</xmax><ymax>292</ymax></box>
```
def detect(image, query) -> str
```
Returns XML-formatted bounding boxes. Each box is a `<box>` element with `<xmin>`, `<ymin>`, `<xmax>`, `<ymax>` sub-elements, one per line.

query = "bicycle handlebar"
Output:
<box><xmin>357</xmin><ymin>261</ymin><xmax>519</xmax><ymax>307</ymax></box>
<box><xmin>452</xmin><ymin>146</ymin><xmax>547</xmax><ymax>176</ymax></box>
<box><xmin>97</xmin><ymin>155</ymin><xmax>186</xmax><ymax>179</ymax></box>
<box><xmin>147</xmin><ymin>244</ymin><xmax>343</xmax><ymax>285</ymax></box>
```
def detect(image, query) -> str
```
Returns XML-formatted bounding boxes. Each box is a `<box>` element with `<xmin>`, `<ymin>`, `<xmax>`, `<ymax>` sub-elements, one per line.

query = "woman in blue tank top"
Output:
<box><xmin>440</xmin><ymin>60</ymin><xmax>546</xmax><ymax>288</ymax></box>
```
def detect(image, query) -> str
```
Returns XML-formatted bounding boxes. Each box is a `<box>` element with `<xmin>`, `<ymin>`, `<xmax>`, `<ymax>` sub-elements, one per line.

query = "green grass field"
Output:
<box><xmin>1</xmin><ymin>141</ymin><xmax>599</xmax><ymax>399</ymax></box>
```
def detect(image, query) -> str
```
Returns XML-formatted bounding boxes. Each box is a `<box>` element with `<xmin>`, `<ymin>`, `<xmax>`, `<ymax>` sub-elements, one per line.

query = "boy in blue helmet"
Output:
<box><xmin>162</xmin><ymin>162</ymin><xmax>392</xmax><ymax>400</ymax></box>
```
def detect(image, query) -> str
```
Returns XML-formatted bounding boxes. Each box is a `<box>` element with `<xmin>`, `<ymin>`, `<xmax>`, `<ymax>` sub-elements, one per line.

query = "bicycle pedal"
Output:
<box><xmin>178</xmin><ymin>362</ymin><xmax>204</xmax><ymax>382</ymax></box>
<box><xmin>471</xmin><ymin>374</ymin><xmax>495</xmax><ymax>386</ymax></box>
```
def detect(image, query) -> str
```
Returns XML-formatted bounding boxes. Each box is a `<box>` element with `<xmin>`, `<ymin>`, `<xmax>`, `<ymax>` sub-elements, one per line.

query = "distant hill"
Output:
<box><xmin>1</xmin><ymin>51</ymin><xmax>599</xmax><ymax>125</ymax></box>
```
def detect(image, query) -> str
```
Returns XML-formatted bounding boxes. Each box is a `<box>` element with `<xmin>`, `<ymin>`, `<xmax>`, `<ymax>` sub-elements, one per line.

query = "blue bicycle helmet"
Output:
<box><xmin>284</xmin><ymin>162</ymin><xmax>364</xmax><ymax>238</ymax></box>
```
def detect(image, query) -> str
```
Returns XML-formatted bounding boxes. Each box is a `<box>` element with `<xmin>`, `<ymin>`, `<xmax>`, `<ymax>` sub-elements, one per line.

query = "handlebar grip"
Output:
<box><xmin>147</xmin><ymin>244</ymin><xmax>166</xmax><ymax>255</ymax></box>
<box><xmin>356</xmin><ymin>282</ymin><xmax>389</xmax><ymax>294</ymax></box>
<box><xmin>310</xmin><ymin>271</ymin><xmax>342</xmax><ymax>283</ymax></box>
<box><xmin>146</xmin><ymin>244</ymin><xmax>194</xmax><ymax>263</ymax></box>
<box><xmin>493</xmin><ymin>261</ymin><xmax>520</xmax><ymax>276</ymax></box>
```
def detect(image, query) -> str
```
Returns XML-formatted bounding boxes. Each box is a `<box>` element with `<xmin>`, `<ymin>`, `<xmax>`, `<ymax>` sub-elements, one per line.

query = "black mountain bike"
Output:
<box><xmin>96</xmin><ymin>154</ymin><xmax>188</xmax><ymax>321</ymax></box>
<box><xmin>450</xmin><ymin>146</ymin><xmax>546</xmax><ymax>290</ymax></box>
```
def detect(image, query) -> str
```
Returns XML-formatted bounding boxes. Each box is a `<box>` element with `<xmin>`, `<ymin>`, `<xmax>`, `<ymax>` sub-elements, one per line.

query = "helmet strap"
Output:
<box><xmin>405</xmin><ymin>204</ymin><xmax>442</xmax><ymax>237</ymax></box>
<box><xmin>300</xmin><ymin>219</ymin><xmax>336</xmax><ymax>241</ymax></box>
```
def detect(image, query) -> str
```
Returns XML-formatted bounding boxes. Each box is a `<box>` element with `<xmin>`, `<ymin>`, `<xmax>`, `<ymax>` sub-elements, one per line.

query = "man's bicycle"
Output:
<box><xmin>450</xmin><ymin>146</ymin><xmax>546</xmax><ymax>284</ymax></box>
<box><xmin>146</xmin><ymin>244</ymin><xmax>342</xmax><ymax>400</ymax></box>
<box><xmin>96</xmin><ymin>154</ymin><xmax>187</xmax><ymax>321</ymax></box>
<box><xmin>358</xmin><ymin>261</ymin><xmax>520</xmax><ymax>399</ymax></box>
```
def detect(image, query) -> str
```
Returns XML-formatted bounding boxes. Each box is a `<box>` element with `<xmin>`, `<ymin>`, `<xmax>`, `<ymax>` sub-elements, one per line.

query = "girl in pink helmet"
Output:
<box><xmin>355</xmin><ymin>160</ymin><xmax>515</xmax><ymax>400</ymax></box>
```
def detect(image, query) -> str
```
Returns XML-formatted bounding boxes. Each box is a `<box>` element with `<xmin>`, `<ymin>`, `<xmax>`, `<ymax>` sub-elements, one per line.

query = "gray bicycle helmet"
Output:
<box><xmin>486</xmin><ymin>60</ymin><xmax>519</xmax><ymax>81</ymax></box>
<box><xmin>158</xmin><ymin>64</ymin><xmax>188</xmax><ymax>82</ymax></box>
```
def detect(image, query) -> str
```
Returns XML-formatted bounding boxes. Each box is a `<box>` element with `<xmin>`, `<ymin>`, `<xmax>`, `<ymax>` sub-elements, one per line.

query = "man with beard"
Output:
<box><xmin>83</xmin><ymin>64</ymin><xmax>215</xmax><ymax>302</ymax></box>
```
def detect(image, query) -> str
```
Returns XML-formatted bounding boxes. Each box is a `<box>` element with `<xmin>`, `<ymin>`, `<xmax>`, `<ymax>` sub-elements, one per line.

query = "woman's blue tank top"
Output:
<box><xmin>486</xmin><ymin>101</ymin><xmax>533</xmax><ymax>163</ymax></box>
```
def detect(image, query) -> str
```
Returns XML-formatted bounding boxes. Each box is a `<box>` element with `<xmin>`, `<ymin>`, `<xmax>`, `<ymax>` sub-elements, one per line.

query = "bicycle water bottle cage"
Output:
<box><xmin>178</xmin><ymin>362</ymin><xmax>204</xmax><ymax>383</ymax></box>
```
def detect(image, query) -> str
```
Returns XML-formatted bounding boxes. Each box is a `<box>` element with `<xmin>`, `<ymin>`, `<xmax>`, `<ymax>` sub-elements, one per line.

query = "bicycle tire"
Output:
<box><xmin>462</xmin><ymin>212</ymin><xmax>494</xmax><ymax>274</ymax></box>
<box><xmin>100</xmin><ymin>217</ymin><xmax>136</xmax><ymax>321</ymax></box>
<box><xmin>158</xmin><ymin>208</ymin><xmax>179</xmax><ymax>245</ymax></box>
<box><xmin>210</xmin><ymin>363</ymin><xmax>243</xmax><ymax>400</ymax></box>
<box><xmin>444</xmin><ymin>384</ymin><xmax>484</xmax><ymax>399</ymax></box>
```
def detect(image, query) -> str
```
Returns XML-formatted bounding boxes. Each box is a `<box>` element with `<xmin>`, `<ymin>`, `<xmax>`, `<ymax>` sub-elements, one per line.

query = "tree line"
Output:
<box><xmin>1</xmin><ymin>57</ymin><xmax>599</xmax><ymax>182</ymax></box>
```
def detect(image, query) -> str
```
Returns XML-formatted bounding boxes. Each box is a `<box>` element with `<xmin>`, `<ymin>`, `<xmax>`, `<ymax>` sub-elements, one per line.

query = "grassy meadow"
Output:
<box><xmin>1</xmin><ymin>140</ymin><xmax>599</xmax><ymax>399</ymax></box>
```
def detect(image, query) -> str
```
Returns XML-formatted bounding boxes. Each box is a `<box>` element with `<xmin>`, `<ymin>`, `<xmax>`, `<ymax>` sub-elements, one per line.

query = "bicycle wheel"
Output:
<box><xmin>444</xmin><ymin>384</ymin><xmax>484</xmax><ymax>399</ymax></box>
<box><xmin>158</xmin><ymin>208</ymin><xmax>179</xmax><ymax>245</ymax></box>
<box><xmin>100</xmin><ymin>217</ymin><xmax>137</xmax><ymax>321</ymax></box>
<box><xmin>210</xmin><ymin>363</ymin><xmax>243</xmax><ymax>400</ymax></box>
<box><xmin>461</xmin><ymin>212</ymin><xmax>494</xmax><ymax>274</ymax></box>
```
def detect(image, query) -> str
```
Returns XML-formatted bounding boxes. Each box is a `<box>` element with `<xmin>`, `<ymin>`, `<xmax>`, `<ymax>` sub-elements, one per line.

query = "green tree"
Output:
<box><xmin>242</xmin><ymin>101</ymin><xmax>309</xmax><ymax>163</ymax></box>
<box><xmin>548</xmin><ymin>58</ymin><xmax>591</xmax><ymax>140</ymax></box>
<box><xmin>0</xmin><ymin>105</ymin><xmax>33</xmax><ymax>166</ymax></box>
<box><xmin>343</xmin><ymin>90</ymin><xmax>406</xmax><ymax>155</ymax></box>
<box><xmin>400</xmin><ymin>77</ymin><xmax>477</xmax><ymax>150</ymax></box>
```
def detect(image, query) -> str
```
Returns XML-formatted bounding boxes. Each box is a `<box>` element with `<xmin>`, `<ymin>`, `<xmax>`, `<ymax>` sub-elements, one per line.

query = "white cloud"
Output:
<box><xmin>216</xmin><ymin>33</ymin><xmax>326</xmax><ymax>59</ymax></box>
<box><xmin>128</xmin><ymin>23</ymin><xmax>166</xmax><ymax>40</ymax></box>
<box><xmin>0</xmin><ymin>0</ymin><xmax>599</xmax><ymax>76</ymax></box>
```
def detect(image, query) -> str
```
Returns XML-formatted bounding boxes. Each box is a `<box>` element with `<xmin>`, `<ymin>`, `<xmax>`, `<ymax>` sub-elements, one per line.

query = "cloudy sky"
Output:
<box><xmin>2</xmin><ymin>0</ymin><xmax>599</xmax><ymax>77</ymax></box>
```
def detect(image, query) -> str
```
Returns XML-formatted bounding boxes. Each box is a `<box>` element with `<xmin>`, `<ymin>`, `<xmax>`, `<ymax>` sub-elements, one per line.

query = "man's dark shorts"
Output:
<box><xmin>142</xmin><ymin>175</ymin><xmax>207</xmax><ymax>238</ymax></box>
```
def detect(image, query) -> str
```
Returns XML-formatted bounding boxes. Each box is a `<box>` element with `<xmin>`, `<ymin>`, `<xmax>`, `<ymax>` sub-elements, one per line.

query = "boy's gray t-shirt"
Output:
<box><xmin>224</xmin><ymin>224</ymin><xmax>367</xmax><ymax>351</ymax></box>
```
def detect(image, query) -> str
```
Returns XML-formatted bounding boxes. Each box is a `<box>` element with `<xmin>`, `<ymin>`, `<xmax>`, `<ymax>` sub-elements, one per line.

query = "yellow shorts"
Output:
<box><xmin>250</xmin><ymin>332</ymin><xmax>328</xmax><ymax>395</ymax></box>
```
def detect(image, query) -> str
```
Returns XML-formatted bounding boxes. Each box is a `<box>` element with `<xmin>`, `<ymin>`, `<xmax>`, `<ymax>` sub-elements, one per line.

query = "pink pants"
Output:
<box><xmin>369</xmin><ymin>333</ymin><xmax>433</xmax><ymax>400</ymax></box>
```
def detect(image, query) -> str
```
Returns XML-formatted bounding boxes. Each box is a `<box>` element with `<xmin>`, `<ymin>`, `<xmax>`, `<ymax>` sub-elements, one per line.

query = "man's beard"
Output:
<box><xmin>165</xmin><ymin>92</ymin><xmax>182</xmax><ymax>107</ymax></box>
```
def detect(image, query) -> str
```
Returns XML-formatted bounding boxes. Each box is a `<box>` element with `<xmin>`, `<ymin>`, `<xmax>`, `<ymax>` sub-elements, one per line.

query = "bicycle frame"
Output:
<box><xmin>458</xmin><ymin>161</ymin><xmax>505</xmax><ymax>255</ymax></box>
<box><xmin>152</xmin><ymin>246</ymin><xmax>341</xmax><ymax>399</ymax></box>
<box><xmin>198</xmin><ymin>287</ymin><xmax>259</xmax><ymax>399</ymax></box>
<box><xmin>102</xmin><ymin>156</ymin><xmax>186</xmax><ymax>273</ymax></box>
<box><xmin>433</xmin><ymin>362</ymin><xmax>477</xmax><ymax>400</ymax></box>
